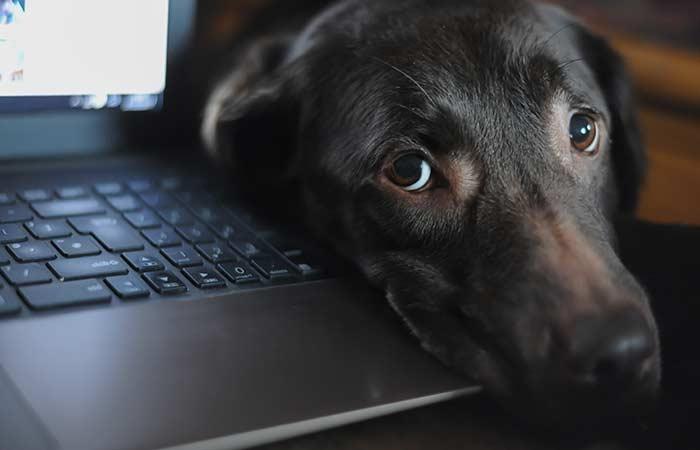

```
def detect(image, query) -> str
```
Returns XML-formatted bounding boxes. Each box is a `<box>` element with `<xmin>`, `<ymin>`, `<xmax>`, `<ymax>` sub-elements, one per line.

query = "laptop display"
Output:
<box><xmin>0</xmin><ymin>0</ymin><xmax>169</xmax><ymax>112</ymax></box>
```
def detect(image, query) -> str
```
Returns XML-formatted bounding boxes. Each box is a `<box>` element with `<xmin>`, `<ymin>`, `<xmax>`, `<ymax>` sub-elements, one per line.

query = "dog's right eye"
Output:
<box><xmin>386</xmin><ymin>154</ymin><xmax>433</xmax><ymax>192</ymax></box>
<box><xmin>569</xmin><ymin>113</ymin><xmax>599</xmax><ymax>155</ymax></box>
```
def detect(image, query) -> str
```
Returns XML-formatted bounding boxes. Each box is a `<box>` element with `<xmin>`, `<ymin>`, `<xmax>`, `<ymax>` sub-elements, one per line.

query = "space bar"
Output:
<box><xmin>31</xmin><ymin>199</ymin><xmax>105</xmax><ymax>218</ymax></box>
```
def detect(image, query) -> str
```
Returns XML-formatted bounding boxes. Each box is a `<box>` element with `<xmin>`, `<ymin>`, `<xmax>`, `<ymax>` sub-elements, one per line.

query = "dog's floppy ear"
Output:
<box><xmin>202</xmin><ymin>33</ymin><xmax>301</xmax><ymax>189</ymax></box>
<box><xmin>575</xmin><ymin>28</ymin><xmax>646</xmax><ymax>213</ymax></box>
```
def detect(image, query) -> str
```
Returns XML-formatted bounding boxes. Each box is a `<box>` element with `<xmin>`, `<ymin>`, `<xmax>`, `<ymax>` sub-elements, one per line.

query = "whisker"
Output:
<box><xmin>538</xmin><ymin>23</ymin><xmax>575</xmax><ymax>54</ymax></box>
<box><xmin>370</xmin><ymin>56</ymin><xmax>437</xmax><ymax>107</ymax></box>
<box><xmin>396</xmin><ymin>103</ymin><xmax>425</xmax><ymax>120</ymax></box>
<box><xmin>549</xmin><ymin>57</ymin><xmax>585</xmax><ymax>79</ymax></box>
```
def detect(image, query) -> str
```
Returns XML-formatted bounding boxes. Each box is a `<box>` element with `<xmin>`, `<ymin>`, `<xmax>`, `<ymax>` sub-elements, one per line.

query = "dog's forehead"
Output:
<box><xmin>303</xmin><ymin>0</ymin><xmax>609</xmax><ymax>188</ymax></box>
<box><xmin>351</xmin><ymin>4</ymin><xmax>606</xmax><ymax>117</ymax></box>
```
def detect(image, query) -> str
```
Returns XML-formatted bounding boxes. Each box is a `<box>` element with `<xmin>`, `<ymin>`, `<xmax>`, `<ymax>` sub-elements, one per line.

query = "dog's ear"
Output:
<box><xmin>575</xmin><ymin>28</ymin><xmax>646</xmax><ymax>213</ymax></box>
<box><xmin>202</xmin><ymin>33</ymin><xmax>301</xmax><ymax>190</ymax></box>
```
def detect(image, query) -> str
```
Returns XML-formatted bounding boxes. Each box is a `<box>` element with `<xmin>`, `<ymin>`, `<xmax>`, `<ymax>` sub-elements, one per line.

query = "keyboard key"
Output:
<box><xmin>105</xmin><ymin>275</ymin><xmax>150</xmax><ymax>300</ymax></box>
<box><xmin>25</xmin><ymin>220</ymin><xmax>72</xmax><ymax>239</ymax></box>
<box><xmin>19</xmin><ymin>280</ymin><xmax>111</xmax><ymax>311</ymax></box>
<box><xmin>218</xmin><ymin>262</ymin><xmax>260</xmax><ymax>285</ymax></box>
<box><xmin>160</xmin><ymin>177</ymin><xmax>183</xmax><ymax>191</ymax></box>
<box><xmin>124</xmin><ymin>210</ymin><xmax>161</xmax><ymax>229</ymax></box>
<box><xmin>264</xmin><ymin>234</ymin><xmax>304</xmax><ymax>258</ymax></box>
<box><xmin>157</xmin><ymin>207</ymin><xmax>195</xmax><ymax>226</ymax></box>
<box><xmin>106</xmin><ymin>195</ymin><xmax>141</xmax><ymax>212</ymax></box>
<box><xmin>143</xmin><ymin>271</ymin><xmax>187</xmax><ymax>295</ymax></box>
<box><xmin>176</xmin><ymin>224</ymin><xmax>215</xmax><ymax>244</ymax></box>
<box><xmin>19</xmin><ymin>189</ymin><xmax>51</xmax><ymax>202</ymax></box>
<box><xmin>127</xmin><ymin>180</ymin><xmax>153</xmax><ymax>193</ymax></box>
<box><xmin>228</xmin><ymin>207</ymin><xmax>265</xmax><ymax>229</ymax></box>
<box><xmin>174</xmin><ymin>190</ymin><xmax>211</xmax><ymax>204</ymax></box>
<box><xmin>209</xmin><ymin>222</ymin><xmax>239</xmax><ymax>240</ymax></box>
<box><xmin>56</xmin><ymin>186</ymin><xmax>88</xmax><ymax>199</ymax></box>
<box><xmin>0</xmin><ymin>291</ymin><xmax>21</xmax><ymax>316</ymax></box>
<box><xmin>53</xmin><ymin>236</ymin><xmax>102</xmax><ymax>258</ymax></box>
<box><xmin>142</xmin><ymin>229</ymin><xmax>181</xmax><ymax>248</ymax></box>
<box><xmin>230</xmin><ymin>237</ymin><xmax>264</xmax><ymax>259</ymax></box>
<box><xmin>1</xmin><ymin>264</ymin><xmax>53</xmax><ymax>286</ymax></box>
<box><xmin>0</xmin><ymin>248</ymin><xmax>10</xmax><ymax>265</ymax></box>
<box><xmin>0</xmin><ymin>192</ymin><xmax>15</xmax><ymax>205</ymax></box>
<box><xmin>123</xmin><ymin>252</ymin><xmax>164</xmax><ymax>273</ymax></box>
<box><xmin>196</xmin><ymin>243</ymin><xmax>237</xmax><ymax>264</ymax></box>
<box><xmin>31</xmin><ymin>199</ymin><xmax>104</xmax><ymax>219</ymax></box>
<box><xmin>7</xmin><ymin>242</ymin><xmax>57</xmax><ymax>263</ymax></box>
<box><xmin>48</xmin><ymin>255</ymin><xmax>128</xmax><ymax>281</ymax></box>
<box><xmin>288</xmin><ymin>254</ymin><xmax>326</xmax><ymax>280</ymax></box>
<box><xmin>190</xmin><ymin>206</ymin><xmax>225</xmax><ymax>223</ymax></box>
<box><xmin>69</xmin><ymin>216</ymin><xmax>120</xmax><ymax>233</ymax></box>
<box><xmin>183</xmin><ymin>266</ymin><xmax>226</xmax><ymax>289</ymax></box>
<box><xmin>0</xmin><ymin>205</ymin><xmax>33</xmax><ymax>223</ymax></box>
<box><xmin>94</xmin><ymin>183</ymin><xmax>123</xmax><ymax>196</ymax></box>
<box><xmin>91</xmin><ymin>226</ymin><xmax>144</xmax><ymax>252</ymax></box>
<box><xmin>161</xmin><ymin>247</ymin><xmax>203</xmax><ymax>268</ymax></box>
<box><xmin>0</xmin><ymin>224</ymin><xmax>27</xmax><ymax>244</ymax></box>
<box><xmin>250</xmin><ymin>254</ymin><xmax>298</xmax><ymax>281</ymax></box>
<box><xmin>138</xmin><ymin>192</ymin><xmax>175</xmax><ymax>208</ymax></box>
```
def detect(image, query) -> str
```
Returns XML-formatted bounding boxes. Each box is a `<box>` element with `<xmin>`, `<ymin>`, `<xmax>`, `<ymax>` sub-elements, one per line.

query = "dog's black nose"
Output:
<box><xmin>568</xmin><ymin>311</ymin><xmax>655</xmax><ymax>389</ymax></box>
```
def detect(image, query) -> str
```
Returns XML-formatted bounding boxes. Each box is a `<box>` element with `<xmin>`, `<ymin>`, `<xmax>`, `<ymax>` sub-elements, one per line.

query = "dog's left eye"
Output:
<box><xmin>387</xmin><ymin>154</ymin><xmax>433</xmax><ymax>192</ymax></box>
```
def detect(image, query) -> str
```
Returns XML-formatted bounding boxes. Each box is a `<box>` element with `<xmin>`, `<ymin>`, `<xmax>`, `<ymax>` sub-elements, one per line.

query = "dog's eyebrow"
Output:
<box><xmin>560</xmin><ymin>87</ymin><xmax>603</xmax><ymax>116</ymax></box>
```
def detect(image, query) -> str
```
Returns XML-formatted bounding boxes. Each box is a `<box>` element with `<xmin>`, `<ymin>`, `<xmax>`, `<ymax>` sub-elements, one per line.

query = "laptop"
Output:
<box><xmin>0</xmin><ymin>2</ymin><xmax>478</xmax><ymax>450</ymax></box>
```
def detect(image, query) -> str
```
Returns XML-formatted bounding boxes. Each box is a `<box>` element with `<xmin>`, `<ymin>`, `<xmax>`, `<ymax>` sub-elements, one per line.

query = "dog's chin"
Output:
<box><xmin>384</xmin><ymin>294</ymin><xmax>660</xmax><ymax>429</ymax></box>
<box><xmin>418</xmin><ymin>313</ymin><xmax>661</xmax><ymax>430</ymax></box>
<box><xmin>460</xmin><ymin>347</ymin><xmax>662</xmax><ymax>432</ymax></box>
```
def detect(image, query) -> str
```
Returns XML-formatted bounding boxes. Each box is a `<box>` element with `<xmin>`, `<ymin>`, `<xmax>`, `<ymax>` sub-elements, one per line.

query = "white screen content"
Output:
<box><xmin>0</xmin><ymin>0</ymin><xmax>168</xmax><ymax>97</ymax></box>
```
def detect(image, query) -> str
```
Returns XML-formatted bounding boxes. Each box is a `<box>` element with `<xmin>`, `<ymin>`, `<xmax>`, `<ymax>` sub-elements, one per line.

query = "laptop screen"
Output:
<box><xmin>0</xmin><ymin>0</ymin><xmax>169</xmax><ymax>113</ymax></box>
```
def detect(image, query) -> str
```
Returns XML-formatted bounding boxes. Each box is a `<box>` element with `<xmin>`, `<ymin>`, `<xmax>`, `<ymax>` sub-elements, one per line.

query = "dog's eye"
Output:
<box><xmin>387</xmin><ymin>154</ymin><xmax>433</xmax><ymax>192</ymax></box>
<box><xmin>569</xmin><ymin>114</ymin><xmax>599</xmax><ymax>155</ymax></box>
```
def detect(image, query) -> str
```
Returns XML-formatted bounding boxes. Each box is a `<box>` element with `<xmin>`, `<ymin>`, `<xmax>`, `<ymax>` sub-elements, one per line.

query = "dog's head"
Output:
<box><xmin>204</xmin><ymin>0</ymin><xmax>659</xmax><ymax>425</ymax></box>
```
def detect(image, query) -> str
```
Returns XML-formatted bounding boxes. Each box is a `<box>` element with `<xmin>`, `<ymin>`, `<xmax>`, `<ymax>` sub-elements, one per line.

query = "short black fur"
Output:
<box><xmin>203</xmin><ymin>0</ymin><xmax>659</xmax><ymax>426</ymax></box>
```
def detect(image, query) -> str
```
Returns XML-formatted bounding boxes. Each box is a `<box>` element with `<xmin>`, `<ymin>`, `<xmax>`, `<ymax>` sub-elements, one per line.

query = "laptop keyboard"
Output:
<box><xmin>0</xmin><ymin>175</ymin><xmax>330</xmax><ymax>318</ymax></box>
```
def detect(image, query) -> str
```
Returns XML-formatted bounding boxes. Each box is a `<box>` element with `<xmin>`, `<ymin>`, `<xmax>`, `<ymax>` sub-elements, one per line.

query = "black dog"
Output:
<box><xmin>202</xmin><ymin>0</ymin><xmax>660</xmax><ymax>425</ymax></box>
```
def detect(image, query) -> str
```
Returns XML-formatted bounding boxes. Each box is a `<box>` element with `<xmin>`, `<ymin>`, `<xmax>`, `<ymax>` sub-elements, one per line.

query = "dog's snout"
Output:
<box><xmin>566</xmin><ymin>311</ymin><xmax>656</xmax><ymax>390</ymax></box>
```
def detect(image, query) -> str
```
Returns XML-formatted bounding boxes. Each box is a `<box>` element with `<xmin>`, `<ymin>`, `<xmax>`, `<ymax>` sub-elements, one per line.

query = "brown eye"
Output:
<box><xmin>386</xmin><ymin>154</ymin><xmax>433</xmax><ymax>191</ymax></box>
<box><xmin>569</xmin><ymin>113</ymin><xmax>599</xmax><ymax>154</ymax></box>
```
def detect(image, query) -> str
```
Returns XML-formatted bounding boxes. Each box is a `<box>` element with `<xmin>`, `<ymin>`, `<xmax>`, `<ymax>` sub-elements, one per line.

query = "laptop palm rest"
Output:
<box><xmin>0</xmin><ymin>279</ymin><xmax>474</xmax><ymax>450</ymax></box>
<box><xmin>0</xmin><ymin>365</ymin><xmax>59</xmax><ymax>450</ymax></box>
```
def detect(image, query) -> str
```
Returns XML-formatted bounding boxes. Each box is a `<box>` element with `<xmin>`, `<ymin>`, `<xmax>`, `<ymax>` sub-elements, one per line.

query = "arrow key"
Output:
<box><xmin>123</xmin><ymin>252</ymin><xmax>164</xmax><ymax>273</ymax></box>
<box><xmin>183</xmin><ymin>266</ymin><xmax>226</xmax><ymax>290</ymax></box>
<box><xmin>143</xmin><ymin>271</ymin><xmax>187</xmax><ymax>295</ymax></box>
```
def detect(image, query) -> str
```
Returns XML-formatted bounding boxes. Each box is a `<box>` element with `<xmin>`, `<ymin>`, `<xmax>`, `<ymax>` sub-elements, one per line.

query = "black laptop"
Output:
<box><xmin>0</xmin><ymin>2</ymin><xmax>478</xmax><ymax>450</ymax></box>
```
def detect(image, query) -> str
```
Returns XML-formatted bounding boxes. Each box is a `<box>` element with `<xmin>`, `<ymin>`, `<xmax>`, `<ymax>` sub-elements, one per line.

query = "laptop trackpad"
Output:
<box><xmin>0</xmin><ymin>280</ymin><xmax>469</xmax><ymax>450</ymax></box>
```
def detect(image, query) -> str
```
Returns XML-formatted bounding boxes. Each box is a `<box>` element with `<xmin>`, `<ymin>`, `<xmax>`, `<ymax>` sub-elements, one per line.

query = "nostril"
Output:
<box><xmin>591</xmin><ymin>332</ymin><xmax>654</xmax><ymax>383</ymax></box>
<box><xmin>568</xmin><ymin>312</ymin><xmax>656</xmax><ymax>389</ymax></box>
